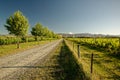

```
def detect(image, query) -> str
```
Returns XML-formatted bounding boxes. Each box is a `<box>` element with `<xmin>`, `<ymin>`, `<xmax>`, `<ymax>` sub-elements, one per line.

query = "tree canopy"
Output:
<box><xmin>4</xmin><ymin>10</ymin><xmax>29</xmax><ymax>36</ymax></box>
<box><xmin>31</xmin><ymin>23</ymin><xmax>43</xmax><ymax>37</ymax></box>
<box><xmin>4</xmin><ymin>10</ymin><xmax>29</xmax><ymax>48</ymax></box>
<box><xmin>31</xmin><ymin>23</ymin><xmax>60</xmax><ymax>39</ymax></box>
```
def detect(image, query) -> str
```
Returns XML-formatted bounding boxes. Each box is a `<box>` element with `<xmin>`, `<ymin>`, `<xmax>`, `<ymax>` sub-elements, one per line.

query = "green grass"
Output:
<box><xmin>66</xmin><ymin>40</ymin><xmax>120</xmax><ymax>80</ymax></box>
<box><xmin>0</xmin><ymin>41</ymin><xmax>50</xmax><ymax>57</ymax></box>
<box><xmin>58</xmin><ymin>40</ymin><xmax>86</xmax><ymax>80</ymax></box>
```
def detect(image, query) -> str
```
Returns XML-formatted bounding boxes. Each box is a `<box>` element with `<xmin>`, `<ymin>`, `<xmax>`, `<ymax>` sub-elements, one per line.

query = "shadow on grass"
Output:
<box><xmin>51</xmin><ymin>40</ymin><xmax>90</xmax><ymax>80</ymax></box>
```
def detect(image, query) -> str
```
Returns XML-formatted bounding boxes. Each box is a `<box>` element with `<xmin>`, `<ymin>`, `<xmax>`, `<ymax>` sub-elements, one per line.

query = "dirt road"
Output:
<box><xmin>0</xmin><ymin>40</ymin><xmax>62</xmax><ymax>80</ymax></box>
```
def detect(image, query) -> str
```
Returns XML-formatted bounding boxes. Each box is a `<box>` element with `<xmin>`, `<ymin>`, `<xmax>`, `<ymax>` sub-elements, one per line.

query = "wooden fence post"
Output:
<box><xmin>77</xmin><ymin>44</ymin><xmax>80</xmax><ymax>58</ymax></box>
<box><xmin>91</xmin><ymin>53</ymin><xmax>94</xmax><ymax>73</ymax></box>
<box><xmin>91</xmin><ymin>53</ymin><xmax>93</xmax><ymax>73</ymax></box>
<box><xmin>73</xmin><ymin>42</ymin><xmax>74</xmax><ymax>49</ymax></box>
<box><xmin>91</xmin><ymin>53</ymin><xmax>94</xmax><ymax>80</ymax></box>
<box><xmin>119</xmin><ymin>38</ymin><xmax>120</xmax><ymax>48</ymax></box>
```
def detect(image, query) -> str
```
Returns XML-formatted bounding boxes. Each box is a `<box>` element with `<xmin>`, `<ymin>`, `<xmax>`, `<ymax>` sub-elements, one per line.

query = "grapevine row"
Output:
<box><xmin>0</xmin><ymin>36</ymin><xmax>57</xmax><ymax>45</ymax></box>
<box><xmin>67</xmin><ymin>38</ymin><xmax>120</xmax><ymax>55</ymax></box>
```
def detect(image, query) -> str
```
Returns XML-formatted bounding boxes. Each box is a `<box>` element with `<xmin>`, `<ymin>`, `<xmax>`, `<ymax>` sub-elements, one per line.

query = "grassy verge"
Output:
<box><xmin>67</xmin><ymin>40</ymin><xmax>120</xmax><ymax>80</ymax></box>
<box><xmin>62</xmin><ymin>40</ymin><xmax>89</xmax><ymax>80</ymax></box>
<box><xmin>0</xmin><ymin>41</ymin><xmax>50</xmax><ymax>57</ymax></box>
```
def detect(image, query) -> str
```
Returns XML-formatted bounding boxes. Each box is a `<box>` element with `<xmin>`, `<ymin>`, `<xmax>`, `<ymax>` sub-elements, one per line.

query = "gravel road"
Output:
<box><xmin>0</xmin><ymin>39</ymin><xmax>62</xmax><ymax>80</ymax></box>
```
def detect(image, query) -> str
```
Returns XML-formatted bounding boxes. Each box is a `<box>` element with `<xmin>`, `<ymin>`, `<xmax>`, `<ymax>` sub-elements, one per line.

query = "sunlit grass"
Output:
<box><xmin>0</xmin><ymin>41</ymin><xmax>50</xmax><ymax>57</ymax></box>
<box><xmin>66</xmin><ymin>40</ymin><xmax>120</xmax><ymax>80</ymax></box>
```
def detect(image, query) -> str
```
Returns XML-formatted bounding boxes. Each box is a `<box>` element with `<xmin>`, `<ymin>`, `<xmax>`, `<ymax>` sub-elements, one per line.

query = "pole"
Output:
<box><xmin>91</xmin><ymin>53</ymin><xmax>93</xmax><ymax>74</ymax></box>
<box><xmin>73</xmin><ymin>42</ymin><xmax>74</xmax><ymax>49</ymax></box>
<box><xmin>91</xmin><ymin>53</ymin><xmax>94</xmax><ymax>80</ymax></box>
<box><xmin>119</xmin><ymin>37</ymin><xmax>120</xmax><ymax>48</ymax></box>
<box><xmin>77</xmin><ymin>44</ymin><xmax>80</xmax><ymax>58</ymax></box>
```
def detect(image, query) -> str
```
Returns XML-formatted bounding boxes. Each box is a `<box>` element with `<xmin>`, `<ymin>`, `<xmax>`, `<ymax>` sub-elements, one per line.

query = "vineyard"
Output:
<box><xmin>0</xmin><ymin>35</ymin><xmax>60</xmax><ymax>57</ymax></box>
<box><xmin>67</xmin><ymin>37</ymin><xmax>120</xmax><ymax>55</ymax></box>
<box><xmin>66</xmin><ymin>38</ymin><xmax>120</xmax><ymax>80</ymax></box>
<box><xmin>1</xmin><ymin>0</ymin><xmax>120</xmax><ymax>79</ymax></box>
<box><xmin>0</xmin><ymin>5</ymin><xmax>119</xmax><ymax>80</ymax></box>
<box><xmin>0</xmin><ymin>35</ymin><xmax>58</xmax><ymax>45</ymax></box>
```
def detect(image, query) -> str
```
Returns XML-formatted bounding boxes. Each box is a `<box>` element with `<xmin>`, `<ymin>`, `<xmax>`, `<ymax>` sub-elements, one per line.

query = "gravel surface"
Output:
<box><xmin>0</xmin><ymin>39</ymin><xmax>62</xmax><ymax>80</ymax></box>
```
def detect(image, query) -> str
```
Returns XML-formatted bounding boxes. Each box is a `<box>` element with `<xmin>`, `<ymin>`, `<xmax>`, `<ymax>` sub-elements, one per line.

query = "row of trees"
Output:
<box><xmin>4</xmin><ymin>10</ymin><xmax>60</xmax><ymax>48</ymax></box>
<box><xmin>31</xmin><ymin>23</ymin><xmax>59</xmax><ymax>41</ymax></box>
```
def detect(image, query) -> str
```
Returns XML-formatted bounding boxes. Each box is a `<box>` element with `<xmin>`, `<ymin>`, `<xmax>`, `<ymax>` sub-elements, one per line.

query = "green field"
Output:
<box><xmin>67</xmin><ymin>37</ymin><xmax>120</xmax><ymax>55</ymax></box>
<box><xmin>66</xmin><ymin>38</ymin><xmax>120</xmax><ymax>80</ymax></box>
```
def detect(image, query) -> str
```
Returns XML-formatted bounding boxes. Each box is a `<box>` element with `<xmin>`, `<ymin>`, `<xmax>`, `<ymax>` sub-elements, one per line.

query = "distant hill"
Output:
<box><xmin>58</xmin><ymin>33</ymin><xmax>120</xmax><ymax>38</ymax></box>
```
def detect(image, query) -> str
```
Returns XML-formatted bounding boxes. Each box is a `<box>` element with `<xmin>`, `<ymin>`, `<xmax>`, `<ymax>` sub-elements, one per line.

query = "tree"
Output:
<box><xmin>4</xmin><ymin>10</ymin><xmax>29</xmax><ymax>48</ymax></box>
<box><xmin>31</xmin><ymin>23</ymin><xmax>60</xmax><ymax>40</ymax></box>
<box><xmin>31</xmin><ymin>23</ymin><xmax>43</xmax><ymax>41</ymax></box>
<box><xmin>42</xmin><ymin>27</ymin><xmax>50</xmax><ymax>37</ymax></box>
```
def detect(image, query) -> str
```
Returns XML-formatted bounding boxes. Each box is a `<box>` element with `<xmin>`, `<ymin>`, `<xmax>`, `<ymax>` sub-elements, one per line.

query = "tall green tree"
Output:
<box><xmin>4</xmin><ymin>10</ymin><xmax>29</xmax><ymax>48</ymax></box>
<box><xmin>31</xmin><ymin>23</ymin><xmax>43</xmax><ymax>41</ymax></box>
<box><xmin>42</xmin><ymin>27</ymin><xmax>49</xmax><ymax>37</ymax></box>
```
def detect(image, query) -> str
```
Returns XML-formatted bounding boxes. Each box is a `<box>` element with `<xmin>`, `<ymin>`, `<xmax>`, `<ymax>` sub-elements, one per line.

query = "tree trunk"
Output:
<box><xmin>37</xmin><ymin>36</ymin><xmax>40</xmax><ymax>45</ymax></box>
<box><xmin>17</xmin><ymin>36</ymin><xmax>20</xmax><ymax>49</ymax></box>
<box><xmin>35</xmin><ymin>36</ymin><xmax>38</xmax><ymax>41</ymax></box>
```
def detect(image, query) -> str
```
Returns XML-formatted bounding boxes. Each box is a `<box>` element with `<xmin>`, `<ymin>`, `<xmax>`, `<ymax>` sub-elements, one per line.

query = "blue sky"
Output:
<box><xmin>0</xmin><ymin>0</ymin><xmax>120</xmax><ymax>35</ymax></box>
